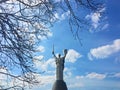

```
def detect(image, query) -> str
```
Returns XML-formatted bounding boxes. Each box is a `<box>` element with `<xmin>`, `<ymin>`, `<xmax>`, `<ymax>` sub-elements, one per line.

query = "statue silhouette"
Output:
<box><xmin>52</xmin><ymin>49</ymin><xmax>67</xmax><ymax>80</ymax></box>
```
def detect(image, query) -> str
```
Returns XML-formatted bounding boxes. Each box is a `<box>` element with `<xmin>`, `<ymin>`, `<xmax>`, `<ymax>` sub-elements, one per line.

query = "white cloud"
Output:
<box><xmin>86</xmin><ymin>72</ymin><xmax>106</xmax><ymax>80</ymax></box>
<box><xmin>54</xmin><ymin>11</ymin><xmax>70</xmax><ymax>21</ymax></box>
<box><xmin>67</xmin><ymin>72</ymin><xmax>106</xmax><ymax>89</ymax></box>
<box><xmin>32</xmin><ymin>72</ymin><xmax>120</xmax><ymax>90</ymax></box>
<box><xmin>34</xmin><ymin>23</ymin><xmax>53</xmax><ymax>40</ymax></box>
<box><xmin>35</xmin><ymin>46</ymin><xmax>45</xmax><ymax>52</ymax></box>
<box><xmin>66</xmin><ymin>49</ymin><xmax>82</xmax><ymax>63</ymax></box>
<box><xmin>65</xmin><ymin>73</ymin><xmax>85</xmax><ymax>89</ymax></box>
<box><xmin>102</xmin><ymin>23</ymin><xmax>109</xmax><ymax>30</ymax></box>
<box><xmin>86</xmin><ymin>12</ymin><xmax>101</xmax><ymax>29</ymax></box>
<box><xmin>38</xmin><ymin>31</ymin><xmax>53</xmax><ymax>40</ymax></box>
<box><xmin>61</xmin><ymin>11</ymin><xmax>70</xmax><ymax>20</ymax></box>
<box><xmin>33</xmin><ymin>55</ymin><xmax>44</xmax><ymax>61</ymax></box>
<box><xmin>54</xmin><ymin>13</ymin><xmax>59</xmax><ymax>19</ymax></box>
<box><xmin>45</xmin><ymin>58</ymin><xmax>55</xmax><ymax>68</ymax></box>
<box><xmin>76</xmin><ymin>72</ymin><xmax>106</xmax><ymax>80</ymax></box>
<box><xmin>0</xmin><ymin>68</ymin><xmax>25</xmax><ymax>89</ymax></box>
<box><xmin>86</xmin><ymin>7</ymin><xmax>106</xmax><ymax>29</ymax></box>
<box><xmin>0</xmin><ymin>68</ymin><xmax>55</xmax><ymax>90</ymax></box>
<box><xmin>64</xmin><ymin>67</ymin><xmax>73</xmax><ymax>79</ymax></box>
<box><xmin>88</xmin><ymin>39</ymin><xmax>120</xmax><ymax>60</ymax></box>
<box><xmin>75</xmin><ymin>74</ymin><xmax>120</xmax><ymax>89</ymax></box>
<box><xmin>0</xmin><ymin>68</ymin><xmax>8</xmax><ymax>86</ymax></box>
<box><xmin>69</xmin><ymin>82</ymin><xmax>84</xmax><ymax>88</ymax></box>
<box><xmin>33</xmin><ymin>58</ymin><xmax>55</xmax><ymax>71</ymax></box>
<box><xmin>76</xmin><ymin>75</ymin><xmax>84</xmax><ymax>79</ymax></box>
<box><xmin>35</xmin><ymin>74</ymin><xmax>55</xmax><ymax>85</ymax></box>
<box><xmin>113</xmin><ymin>73</ymin><xmax>120</xmax><ymax>78</ymax></box>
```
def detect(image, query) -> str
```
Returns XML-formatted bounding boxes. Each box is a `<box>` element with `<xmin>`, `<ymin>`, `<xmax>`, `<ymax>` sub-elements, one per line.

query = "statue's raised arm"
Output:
<box><xmin>52</xmin><ymin>50</ymin><xmax>57</xmax><ymax>58</ymax></box>
<box><xmin>52</xmin><ymin>45</ymin><xmax>57</xmax><ymax>58</ymax></box>
<box><xmin>63</xmin><ymin>49</ymin><xmax>67</xmax><ymax>58</ymax></box>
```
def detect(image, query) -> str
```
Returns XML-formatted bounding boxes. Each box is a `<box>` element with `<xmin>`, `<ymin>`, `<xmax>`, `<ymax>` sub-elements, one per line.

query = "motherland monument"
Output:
<box><xmin>52</xmin><ymin>48</ymin><xmax>68</xmax><ymax>90</ymax></box>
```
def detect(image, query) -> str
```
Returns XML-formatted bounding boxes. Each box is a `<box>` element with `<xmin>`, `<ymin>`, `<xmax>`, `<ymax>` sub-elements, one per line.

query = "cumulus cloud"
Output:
<box><xmin>86</xmin><ymin>7</ymin><xmax>106</xmax><ymax>31</ymax></box>
<box><xmin>86</xmin><ymin>12</ymin><xmax>101</xmax><ymax>29</ymax></box>
<box><xmin>86</xmin><ymin>72</ymin><xmax>106</xmax><ymax>80</ymax></box>
<box><xmin>76</xmin><ymin>72</ymin><xmax>106</xmax><ymax>80</ymax></box>
<box><xmin>67</xmin><ymin>72</ymin><xmax>106</xmax><ymax>89</ymax></box>
<box><xmin>54</xmin><ymin>11</ymin><xmax>70</xmax><ymax>21</ymax></box>
<box><xmin>64</xmin><ymin>67</ymin><xmax>74</xmax><ymax>79</ymax></box>
<box><xmin>35</xmin><ymin>74</ymin><xmax>55</xmax><ymax>85</ymax></box>
<box><xmin>69</xmin><ymin>82</ymin><xmax>84</xmax><ymax>88</ymax></box>
<box><xmin>33</xmin><ymin>58</ymin><xmax>55</xmax><ymax>71</ymax></box>
<box><xmin>33</xmin><ymin>55</ymin><xmax>44</xmax><ymax>61</ymax></box>
<box><xmin>0</xmin><ymin>67</ymin><xmax>54</xmax><ymax>89</ymax></box>
<box><xmin>76</xmin><ymin>75</ymin><xmax>84</xmax><ymax>79</ymax></box>
<box><xmin>38</xmin><ymin>31</ymin><xmax>53</xmax><ymax>40</ymax></box>
<box><xmin>34</xmin><ymin>71</ymin><xmax>120</xmax><ymax>90</ymax></box>
<box><xmin>35</xmin><ymin>45</ymin><xmax>45</xmax><ymax>52</ymax></box>
<box><xmin>61</xmin><ymin>11</ymin><xmax>70</xmax><ymax>20</ymax></box>
<box><xmin>66</xmin><ymin>49</ymin><xmax>82</xmax><ymax>63</ymax></box>
<box><xmin>65</xmin><ymin>72</ymin><xmax>85</xmax><ymax>89</ymax></box>
<box><xmin>0</xmin><ymin>68</ymin><xmax>20</xmax><ymax>88</ymax></box>
<box><xmin>113</xmin><ymin>73</ymin><xmax>120</xmax><ymax>78</ymax></box>
<box><xmin>0</xmin><ymin>68</ymin><xmax>8</xmax><ymax>86</ymax></box>
<box><xmin>88</xmin><ymin>39</ymin><xmax>120</xmax><ymax>60</ymax></box>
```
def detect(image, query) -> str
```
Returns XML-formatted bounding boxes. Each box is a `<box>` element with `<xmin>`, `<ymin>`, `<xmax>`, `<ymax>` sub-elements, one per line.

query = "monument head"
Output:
<box><xmin>58</xmin><ymin>54</ymin><xmax>61</xmax><ymax>58</ymax></box>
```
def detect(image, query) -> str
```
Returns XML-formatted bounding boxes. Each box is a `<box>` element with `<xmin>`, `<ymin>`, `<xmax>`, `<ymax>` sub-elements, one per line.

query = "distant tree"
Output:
<box><xmin>0</xmin><ymin>0</ymin><xmax>104</xmax><ymax>89</ymax></box>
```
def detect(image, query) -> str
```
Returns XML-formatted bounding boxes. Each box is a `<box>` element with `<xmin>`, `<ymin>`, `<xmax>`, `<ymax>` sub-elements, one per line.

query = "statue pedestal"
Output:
<box><xmin>52</xmin><ymin>80</ymin><xmax>68</xmax><ymax>90</ymax></box>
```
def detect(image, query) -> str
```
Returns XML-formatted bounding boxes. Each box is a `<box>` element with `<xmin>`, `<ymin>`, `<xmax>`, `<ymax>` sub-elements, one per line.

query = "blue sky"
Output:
<box><xmin>29</xmin><ymin>1</ymin><xmax>120</xmax><ymax>90</ymax></box>
<box><xmin>0</xmin><ymin>0</ymin><xmax>118</xmax><ymax>90</ymax></box>
<box><xmin>0</xmin><ymin>0</ymin><xmax>120</xmax><ymax>90</ymax></box>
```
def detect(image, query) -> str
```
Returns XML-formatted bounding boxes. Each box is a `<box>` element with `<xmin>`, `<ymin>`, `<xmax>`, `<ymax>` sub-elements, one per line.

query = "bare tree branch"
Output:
<box><xmin>0</xmin><ymin>0</ymin><xmax>104</xmax><ymax>89</ymax></box>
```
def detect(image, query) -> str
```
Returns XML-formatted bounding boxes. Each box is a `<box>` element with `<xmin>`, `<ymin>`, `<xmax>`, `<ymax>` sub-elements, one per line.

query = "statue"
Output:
<box><xmin>52</xmin><ymin>48</ymin><xmax>67</xmax><ymax>80</ymax></box>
